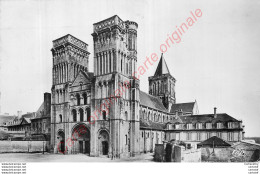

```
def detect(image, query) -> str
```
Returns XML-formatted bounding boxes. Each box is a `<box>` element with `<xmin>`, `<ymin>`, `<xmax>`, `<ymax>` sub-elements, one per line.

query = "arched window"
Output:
<box><xmin>76</xmin><ymin>94</ymin><xmax>80</xmax><ymax>106</ymax></box>
<box><xmin>79</xmin><ymin>108</ymin><xmax>84</xmax><ymax>122</ymax></box>
<box><xmin>121</xmin><ymin>59</ymin><xmax>123</xmax><ymax>72</ymax></box>
<box><xmin>154</xmin><ymin>113</ymin><xmax>156</xmax><ymax>122</ymax></box>
<box><xmin>102</xmin><ymin>111</ymin><xmax>107</xmax><ymax>120</ymax></box>
<box><xmin>125</xmin><ymin>111</ymin><xmax>128</xmax><ymax>121</ymax></box>
<box><xmin>126</xmin><ymin>62</ymin><xmax>128</xmax><ymax>75</ymax></box>
<box><xmin>83</xmin><ymin>93</ymin><xmax>87</xmax><ymax>105</ymax></box>
<box><xmin>109</xmin><ymin>54</ymin><xmax>112</xmax><ymax>73</ymax></box>
<box><xmin>86</xmin><ymin>108</ymin><xmax>91</xmax><ymax>122</ymax></box>
<box><xmin>72</xmin><ymin>109</ymin><xmax>77</xmax><ymax>122</ymax></box>
<box><xmin>100</xmin><ymin>59</ymin><xmax>102</xmax><ymax>74</ymax></box>
<box><xmin>148</xmin><ymin>112</ymin><xmax>150</xmax><ymax>120</ymax></box>
<box><xmin>59</xmin><ymin>114</ymin><xmax>62</xmax><ymax>123</ymax></box>
<box><xmin>157</xmin><ymin>82</ymin><xmax>160</xmax><ymax>94</ymax></box>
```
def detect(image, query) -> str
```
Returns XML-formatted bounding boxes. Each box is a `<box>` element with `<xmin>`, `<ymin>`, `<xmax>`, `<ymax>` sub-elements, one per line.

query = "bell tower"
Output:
<box><xmin>148</xmin><ymin>53</ymin><xmax>176</xmax><ymax>111</ymax></box>
<box><xmin>50</xmin><ymin>34</ymin><xmax>90</xmax><ymax>153</ymax></box>
<box><xmin>91</xmin><ymin>15</ymin><xmax>140</xmax><ymax>157</ymax></box>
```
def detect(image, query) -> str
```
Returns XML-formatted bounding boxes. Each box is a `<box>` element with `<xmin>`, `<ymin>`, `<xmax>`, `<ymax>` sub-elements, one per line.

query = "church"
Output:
<box><xmin>50</xmin><ymin>15</ymin><xmax>245</xmax><ymax>158</ymax></box>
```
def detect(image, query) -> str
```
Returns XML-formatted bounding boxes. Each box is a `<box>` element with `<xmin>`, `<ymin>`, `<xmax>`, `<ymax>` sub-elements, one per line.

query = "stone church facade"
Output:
<box><xmin>50</xmin><ymin>15</ymin><xmax>245</xmax><ymax>158</ymax></box>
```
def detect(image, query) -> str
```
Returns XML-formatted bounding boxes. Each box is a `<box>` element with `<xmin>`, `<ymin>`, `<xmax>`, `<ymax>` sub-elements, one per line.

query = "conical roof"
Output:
<box><xmin>154</xmin><ymin>53</ymin><xmax>171</xmax><ymax>77</ymax></box>
<box><xmin>197</xmin><ymin>136</ymin><xmax>231</xmax><ymax>147</ymax></box>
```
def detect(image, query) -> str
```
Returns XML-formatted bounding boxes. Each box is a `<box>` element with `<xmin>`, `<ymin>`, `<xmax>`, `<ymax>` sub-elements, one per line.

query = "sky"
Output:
<box><xmin>0</xmin><ymin>0</ymin><xmax>259</xmax><ymax>137</ymax></box>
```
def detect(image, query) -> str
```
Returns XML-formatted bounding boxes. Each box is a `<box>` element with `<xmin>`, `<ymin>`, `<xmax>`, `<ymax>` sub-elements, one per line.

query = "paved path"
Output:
<box><xmin>0</xmin><ymin>153</ymin><xmax>154</xmax><ymax>162</ymax></box>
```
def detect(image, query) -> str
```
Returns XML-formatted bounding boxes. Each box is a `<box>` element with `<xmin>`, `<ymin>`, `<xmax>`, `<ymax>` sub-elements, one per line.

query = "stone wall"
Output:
<box><xmin>0</xmin><ymin>141</ymin><xmax>48</xmax><ymax>153</ymax></box>
<box><xmin>201</xmin><ymin>147</ymin><xmax>233</xmax><ymax>162</ymax></box>
<box><xmin>154</xmin><ymin>144</ymin><xmax>201</xmax><ymax>162</ymax></box>
<box><xmin>175</xmin><ymin>146</ymin><xmax>201</xmax><ymax>162</ymax></box>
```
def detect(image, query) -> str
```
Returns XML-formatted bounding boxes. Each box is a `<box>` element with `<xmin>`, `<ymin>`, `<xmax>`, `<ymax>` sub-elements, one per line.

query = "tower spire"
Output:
<box><xmin>154</xmin><ymin>53</ymin><xmax>171</xmax><ymax>77</ymax></box>
<box><xmin>148</xmin><ymin>53</ymin><xmax>176</xmax><ymax>111</ymax></box>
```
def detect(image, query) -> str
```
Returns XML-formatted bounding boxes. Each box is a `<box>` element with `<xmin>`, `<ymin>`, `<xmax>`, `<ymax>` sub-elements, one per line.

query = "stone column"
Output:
<box><xmin>105</xmin><ymin>52</ymin><xmax>107</xmax><ymax>74</ymax></box>
<box><xmin>54</xmin><ymin>66</ymin><xmax>56</xmax><ymax>85</ymax></box>
<box><xmin>62</xmin><ymin>64</ymin><xmax>65</xmax><ymax>83</ymax></box>
<box><xmin>94</xmin><ymin>54</ymin><xmax>97</xmax><ymax>76</ymax></box>
<box><xmin>107</xmin><ymin>51</ymin><xmax>110</xmax><ymax>73</ymax></box>
<box><xmin>103</xmin><ymin>52</ymin><xmax>105</xmax><ymax>75</ymax></box>
<box><xmin>100</xmin><ymin>53</ymin><xmax>103</xmax><ymax>75</ymax></box>
<box><xmin>77</xmin><ymin>109</ymin><xmax>80</xmax><ymax>123</ymax></box>
<box><xmin>57</xmin><ymin>65</ymin><xmax>60</xmax><ymax>84</ymax></box>
<box><xmin>66</xmin><ymin>63</ymin><xmax>69</xmax><ymax>82</ymax></box>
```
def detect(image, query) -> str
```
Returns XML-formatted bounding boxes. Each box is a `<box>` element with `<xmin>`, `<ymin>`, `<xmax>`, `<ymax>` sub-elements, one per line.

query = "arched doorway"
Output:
<box><xmin>98</xmin><ymin>130</ymin><xmax>109</xmax><ymax>156</ymax></box>
<box><xmin>57</xmin><ymin>130</ymin><xmax>65</xmax><ymax>154</ymax></box>
<box><xmin>71</xmin><ymin>124</ymin><xmax>90</xmax><ymax>154</ymax></box>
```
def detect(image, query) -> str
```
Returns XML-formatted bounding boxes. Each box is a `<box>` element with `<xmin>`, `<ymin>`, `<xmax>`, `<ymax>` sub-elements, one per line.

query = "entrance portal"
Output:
<box><xmin>85</xmin><ymin>141</ymin><xmax>90</xmax><ymax>154</ymax></box>
<box><xmin>57</xmin><ymin>131</ymin><xmax>65</xmax><ymax>154</ymax></box>
<box><xmin>98</xmin><ymin>130</ymin><xmax>109</xmax><ymax>156</ymax></box>
<box><xmin>71</xmin><ymin>124</ymin><xmax>90</xmax><ymax>155</ymax></box>
<box><xmin>79</xmin><ymin>141</ymin><xmax>83</xmax><ymax>153</ymax></box>
<box><xmin>102</xmin><ymin>141</ymin><xmax>109</xmax><ymax>155</ymax></box>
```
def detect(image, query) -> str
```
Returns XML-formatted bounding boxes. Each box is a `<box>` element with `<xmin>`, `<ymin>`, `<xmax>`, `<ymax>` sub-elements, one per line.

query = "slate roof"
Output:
<box><xmin>140</xmin><ymin>119</ymin><xmax>166</xmax><ymax>130</ymax></box>
<box><xmin>35</xmin><ymin>102</ymin><xmax>44</xmax><ymax>118</ymax></box>
<box><xmin>170</xmin><ymin>102</ymin><xmax>195</xmax><ymax>113</ymax></box>
<box><xmin>197</xmin><ymin>136</ymin><xmax>231</xmax><ymax>147</ymax></box>
<box><xmin>21</xmin><ymin>112</ymin><xmax>36</xmax><ymax>119</ymax></box>
<box><xmin>0</xmin><ymin>115</ymin><xmax>17</xmax><ymax>126</ymax></box>
<box><xmin>140</xmin><ymin>91</ymin><xmax>168</xmax><ymax>112</ymax></box>
<box><xmin>232</xmin><ymin>141</ymin><xmax>260</xmax><ymax>150</ymax></box>
<box><xmin>164</xmin><ymin>115</ymin><xmax>183</xmax><ymax>124</ymax></box>
<box><xmin>154</xmin><ymin>53</ymin><xmax>171</xmax><ymax>77</ymax></box>
<box><xmin>179</xmin><ymin>113</ymin><xmax>240</xmax><ymax>124</ymax></box>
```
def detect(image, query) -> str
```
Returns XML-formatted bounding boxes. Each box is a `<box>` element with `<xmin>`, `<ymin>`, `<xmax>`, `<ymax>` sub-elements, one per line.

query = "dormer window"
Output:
<box><xmin>175</xmin><ymin>124</ymin><xmax>180</xmax><ymax>129</ymax></box>
<box><xmin>228</xmin><ymin>122</ymin><xmax>233</xmax><ymax>128</ymax></box>
<box><xmin>168</xmin><ymin>124</ymin><xmax>174</xmax><ymax>130</ymax></box>
<box><xmin>206</xmin><ymin>123</ymin><xmax>212</xmax><ymax>129</ymax></box>
<box><xmin>187</xmin><ymin>123</ymin><xmax>192</xmax><ymax>129</ymax></box>
<box><xmin>196</xmin><ymin>123</ymin><xmax>202</xmax><ymax>129</ymax></box>
<box><xmin>216</xmin><ymin>122</ymin><xmax>223</xmax><ymax>129</ymax></box>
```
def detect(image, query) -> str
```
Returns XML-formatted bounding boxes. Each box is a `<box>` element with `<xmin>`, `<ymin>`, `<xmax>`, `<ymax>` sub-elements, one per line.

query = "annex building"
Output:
<box><xmin>50</xmin><ymin>15</ymin><xmax>245</xmax><ymax>158</ymax></box>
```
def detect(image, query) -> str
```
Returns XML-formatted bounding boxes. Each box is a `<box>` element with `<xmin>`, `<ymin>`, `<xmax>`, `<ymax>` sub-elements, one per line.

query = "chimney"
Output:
<box><xmin>17</xmin><ymin>111</ymin><xmax>22</xmax><ymax>117</ymax></box>
<box><xmin>44</xmin><ymin>93</ymin><xmax>51</xmax><ymax>116</ymax></box>
<box><xmin>214</xmin><ymin>107</ymin><xmax>217</xmax><ymax>118</ymax></box>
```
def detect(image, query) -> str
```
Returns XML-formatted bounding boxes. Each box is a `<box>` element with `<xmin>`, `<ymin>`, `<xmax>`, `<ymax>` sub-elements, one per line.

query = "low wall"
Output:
<box><xmin>201</xmin><ymin>147</ymin><xmax>260</xmax><ymax>162</ymax></box>
<box><xmin>181</xmin><ymin>148</ymin><xmax>201</xmax><ymax>162</ymax></box>
<box><xmin>154</xmin><ymin>143</ymin><xmax>201</xmax><ymax>162</ymax></box>
<box><xmin>0</xmin><ymin>141</ymin><xmax>49</xmax><ymax>153</ymax></box>
<box><xmin>201</xmin><ymin>147</ymin><xmax>233</xmax><ymax>162</ymax></box>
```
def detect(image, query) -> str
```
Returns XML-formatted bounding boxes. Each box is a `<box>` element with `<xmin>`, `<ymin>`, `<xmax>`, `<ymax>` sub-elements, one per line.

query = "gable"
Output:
<box><xmin>21</xmin><ymin>118</ymin><xmax>31</xmax><ymax>125</ymax></box>
<box><xmin>71</xmin><ymin>70</ymin><xmax>91</xmax><ymax>87</ymax></box>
